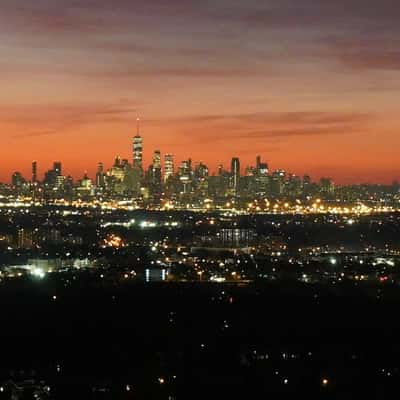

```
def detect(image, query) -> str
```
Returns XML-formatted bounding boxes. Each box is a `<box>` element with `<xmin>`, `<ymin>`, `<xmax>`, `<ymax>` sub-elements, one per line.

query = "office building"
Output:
<box><xmin>164</xmin><ymin>154</ymin><xmax>174</xmax><ymax>182</ymax></box>
<box><xmin>231</xmin><ymin>157</ymin><xmax>240</xmax><ymax>194</ymax></box>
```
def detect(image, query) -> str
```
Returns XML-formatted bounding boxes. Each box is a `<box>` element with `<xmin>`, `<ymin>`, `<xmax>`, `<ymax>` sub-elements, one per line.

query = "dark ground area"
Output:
<box><xmin>1</xmin><ymin>277</ymin><xmax>400</xmax><ymax>399</ymax></box>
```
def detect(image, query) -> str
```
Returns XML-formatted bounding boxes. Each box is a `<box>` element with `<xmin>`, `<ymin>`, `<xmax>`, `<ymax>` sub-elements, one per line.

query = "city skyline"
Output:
<box><xmin>3</xmin><ymin>135</ymin><xmax>304</xmax><ymax>184</ymax></box>
<box><xmin>1</xmin><ymin>1</ymin><xmax>400</xmax><ymax>184</ymax></box>
<box><xmin>2</xmin><ymin>129</ymin><xmax>400</xmax><ymax>186</ymax></box>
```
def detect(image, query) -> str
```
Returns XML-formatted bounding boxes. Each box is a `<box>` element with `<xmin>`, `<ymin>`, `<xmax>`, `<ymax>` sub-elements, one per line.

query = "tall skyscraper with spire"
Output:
<box><xmin>133</xmin><ymin>118</ymin><xmax>143</xmax><ymax>172</ymax></box>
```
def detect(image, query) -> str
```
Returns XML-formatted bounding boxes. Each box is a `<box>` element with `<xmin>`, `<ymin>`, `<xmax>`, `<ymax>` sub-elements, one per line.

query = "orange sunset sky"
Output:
<box><xmin>1</xmin><ymin>0</ymin><xmax>400</xmax><ymax>184</ymax></box>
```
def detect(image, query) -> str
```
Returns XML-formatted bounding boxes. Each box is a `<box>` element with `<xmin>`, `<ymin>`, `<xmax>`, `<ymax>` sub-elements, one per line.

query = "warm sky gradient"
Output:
<box><xmin>1</xmin><ymin>0</ymin><xmax>400</xmax><ymax>184</ymax></box>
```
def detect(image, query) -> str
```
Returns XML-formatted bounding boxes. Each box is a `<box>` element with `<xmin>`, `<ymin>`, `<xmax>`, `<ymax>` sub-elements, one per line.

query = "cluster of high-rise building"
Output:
<box><xmin>4</xmin><ymin>125</ymin><xmax>384</xmax><ymax>206</ymax></box>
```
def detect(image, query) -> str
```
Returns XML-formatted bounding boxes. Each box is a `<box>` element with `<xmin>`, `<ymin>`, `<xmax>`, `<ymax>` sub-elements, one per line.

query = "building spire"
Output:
<box><xmin>136</xmin><ymin>117</ymin><xmax>140</xmax><ymax>137</ymax></box>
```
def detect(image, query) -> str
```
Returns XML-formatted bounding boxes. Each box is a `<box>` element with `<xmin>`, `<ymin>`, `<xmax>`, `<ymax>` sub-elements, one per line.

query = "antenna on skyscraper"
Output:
<box><xmin>136</xmin><ymin>117</ymin><xmax>140</xmax><ymax>136</ymax></box>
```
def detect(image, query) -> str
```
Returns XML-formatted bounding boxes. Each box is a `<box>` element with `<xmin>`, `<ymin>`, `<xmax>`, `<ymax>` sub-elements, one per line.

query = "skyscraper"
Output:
<box><xmin>96</xmin><ymin>162</ymin><xmax>105</xmax><ymax>188</ymax></box>
<box><xmin>133</xmin><ymin>118</ymin><xmax>143</xmax><ymax>171</ymax></box>
<box><xmin>151</xmin><ymin>150</ymin><xmax>162</xmax><ymax>192</ymax></box>
<box><xmin>164</xmin><ymin>154</ymin><xmax>174</xmax><ymax>182</ymax></box>
<box><xmin>254</xmin><ymin>156</ymin><xmax>269</xmax><ymax>195</ymax></box>
<box><xmin>12</xmin><ymin>171</ymin><xmax>25</xmax><ymax>188</ymax></box>
<box><xmin>43</xmin><ymin>162</ymin><xmax>63</xmax><ymax>189</ymax></box>
<box><xmin>114</xmin><ymin>156</ymin><xmax>121</xmax><ymax>168</ymax></box>
<box><xmin>178</xmin><ymin>159</ymin><xmax>192</xmax><ymax>194</ymax></box>
<box><xmin>231</xmin><ymin>157</ymin><xmax>240</xmax><ymax>194</ymax></box>
<box><xmin>194</xmin><ymin>162</ymin><xmax>209</xmax><ymax>182</ymax></box>
<box><xmin>110</xmin><ymin>156</ymin><xmax>125</xmax><ymax>182</ymax></box>
<box><xmin>53</xmin><ymin>162</ymin><xmax>62</xmax><ymax>176</ymax></box>
<box><xmin>153</xmin><ymin>150</ymin><xmax>161</xmax><ymax>169</ymax></box>
<box><xmin>32</xmin><ymin>160</ymin><xmax>37</xmax><ymax>183</ymax></box>
<box><xmin>256</xmin><ymin>156</ymin><xmax>268</xmax><ymax>176</ymax></box>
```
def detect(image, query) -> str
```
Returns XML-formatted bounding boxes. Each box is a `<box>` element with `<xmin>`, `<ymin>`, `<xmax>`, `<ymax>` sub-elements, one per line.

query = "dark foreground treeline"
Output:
<box><xmin>0</xmin><ymin>277</ymin><xmax>400</xmax><ymax>399</ymax></box>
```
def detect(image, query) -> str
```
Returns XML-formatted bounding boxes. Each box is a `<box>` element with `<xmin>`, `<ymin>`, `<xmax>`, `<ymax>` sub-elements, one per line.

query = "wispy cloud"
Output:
<box><xmin>6</xmin><ymin>101</ymin><xmax>138</xmax><ymax>139</ymax></box>
<box><xmin>12</xmin><ymin>130</ymin><xmax>58</xmax><ymax>139</ymax></box>
<box><xmin>324</xmin><ymin>36</ymin><xmax>400</xmax><ymax>71</ymax></box>
<box><xmin>148</xmin><ymin>111</ymin><xmax>373</xmax><ymax>144</ymax></box>
<box><xmin>151</xmin><ymin>111</ymin><xmax>371</xmax><ymax>126</ymax></box>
